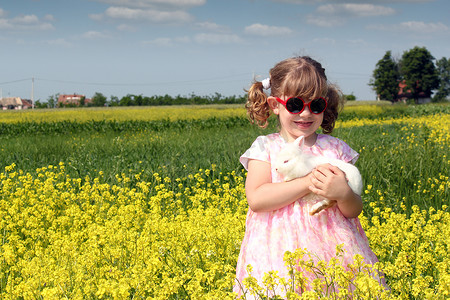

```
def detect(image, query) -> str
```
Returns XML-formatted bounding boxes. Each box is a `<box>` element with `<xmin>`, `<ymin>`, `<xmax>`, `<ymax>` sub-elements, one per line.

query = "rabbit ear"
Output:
<box><xmin>295</xmin><ymin>136</ymin><xmax>305</xmax><ymax>148</ymax></box>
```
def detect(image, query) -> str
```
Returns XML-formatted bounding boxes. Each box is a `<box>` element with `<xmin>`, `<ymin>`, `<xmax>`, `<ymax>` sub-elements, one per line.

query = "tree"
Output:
<box><xmin>109</xmin><ymin>95</ymin><xmax>120</xmax><ymax>106</ymax></box>
<box><xmin>91</xmin><ymin>92</ymin><xmax>107</xmax><ymax>107</ymax></box>
<box><xmin>119</xmin><ymin>94</ymin><xmax>133</xmax><ymax>106</ymax></box>
<box><xmin>34</xmin><ymin>100</ymin><xmax>45</xmax><ymax>109</ymax></box>
<box><xmin>433</xmin><ymin>57</ymin><xmax>450</xmax><ymax>102</ymax></box>
<box><xmin>399</xmin><ymin>46</ymin><xmax>439</xmax><ymax>103</ymax></box>
<box><xmin>133</xmin><ymin>94</ymin><xmax>144</xmax><ymax>106</ymax></box>
<box><xmin>47</xmin><ymin>93</ymin><xmax>59</xmax><ymax>108</ymax></box>
<box><xmin>369</xmin><ymin>51</ymin><xmax>400</xmax><ymax>102</ymax></box>
<box><xmin>344</xmin><ymin>93</ymin><xmax>356</xmax><ymax>101</ymax></box>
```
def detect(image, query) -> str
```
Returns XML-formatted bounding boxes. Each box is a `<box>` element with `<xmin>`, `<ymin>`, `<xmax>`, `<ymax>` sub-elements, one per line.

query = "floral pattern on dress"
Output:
<box><xmin>234</xmin><ymin>133</ymin><xmax>382</xmax><ymax>298</ymax></box>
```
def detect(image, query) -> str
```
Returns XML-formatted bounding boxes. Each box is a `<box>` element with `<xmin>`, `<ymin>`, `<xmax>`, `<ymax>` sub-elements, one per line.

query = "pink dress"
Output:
<box><xmin>234</xmin><ymin>133</ymin><xmax>382</xmax><ymax>297</ymax></box>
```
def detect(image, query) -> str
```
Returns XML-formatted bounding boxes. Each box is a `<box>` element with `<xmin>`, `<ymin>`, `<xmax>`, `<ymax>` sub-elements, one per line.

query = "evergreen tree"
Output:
<box><xmin>369</xmin><ymin>51</ymin><xmax>400</xmax><ymax>102</ymax></box>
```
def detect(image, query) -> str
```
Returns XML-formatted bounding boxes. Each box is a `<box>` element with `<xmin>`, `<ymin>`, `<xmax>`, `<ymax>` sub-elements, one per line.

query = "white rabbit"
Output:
<box><xmin>273</xmin><ymin>136</ymin><xmax>363</xmax><ymax>215</ymax></box>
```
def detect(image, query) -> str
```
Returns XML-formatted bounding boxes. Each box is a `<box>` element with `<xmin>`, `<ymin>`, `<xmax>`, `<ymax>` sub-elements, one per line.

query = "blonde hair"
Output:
<box><xmin>245</xmin><ymin>56</ymin><xmax>344</xmax><ymax>134</ymax></box>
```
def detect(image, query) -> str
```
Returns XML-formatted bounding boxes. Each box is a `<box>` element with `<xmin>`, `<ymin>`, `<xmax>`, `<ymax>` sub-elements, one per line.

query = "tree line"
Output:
<box><xmin>370</xmin><ymin>46</ymin><xmax>449</xmax><ymax>103</ymax></box>
<box><xmin>34</xmin><ymin>92</ymin><xmax>247</xmax><ymax>109</ymax></box>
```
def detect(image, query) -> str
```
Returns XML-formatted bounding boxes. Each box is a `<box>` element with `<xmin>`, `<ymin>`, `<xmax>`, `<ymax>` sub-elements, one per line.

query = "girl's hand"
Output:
<box><xmin>309</xmin><ymin>164</ymin><xmax>351</xmax><ymax>200</ymax></box>
<box><xmin>245</xmin><ymin>159</ymin><xmax>313</xmax><ymax>212</ymax></box>
<box><xmin>309</xmin><ymin>163</ymin><xmax>363</xmax><ymax>218</ymax></box>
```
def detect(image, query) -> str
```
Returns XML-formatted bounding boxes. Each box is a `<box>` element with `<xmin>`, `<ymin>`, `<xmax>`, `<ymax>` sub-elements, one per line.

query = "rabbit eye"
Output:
<box><xmin>284</xmin><ymin>160</ymin><xmax>289</xmax><ymax>163</ymax></box>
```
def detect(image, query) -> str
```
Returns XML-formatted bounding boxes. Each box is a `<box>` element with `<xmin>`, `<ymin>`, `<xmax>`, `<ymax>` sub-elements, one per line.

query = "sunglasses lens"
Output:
<box><xmin>310</xmin><ymin>98</ymin><xmax>327</xmax><ymax>114</ymax></box>
<box><xmin>286</xmin><ymin>98</ymin><xmax>304</xmax><ymax>114</ymax></box>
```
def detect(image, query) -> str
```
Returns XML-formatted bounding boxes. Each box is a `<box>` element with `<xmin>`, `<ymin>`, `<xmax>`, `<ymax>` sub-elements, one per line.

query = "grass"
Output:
<box><xmin>0</xmin><ymin>102</ymin><xmax>448</xmax><ymax>215</ymax></box>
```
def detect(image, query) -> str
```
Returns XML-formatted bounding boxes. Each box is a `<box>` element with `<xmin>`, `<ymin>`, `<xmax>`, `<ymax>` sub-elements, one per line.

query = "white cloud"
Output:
<box><xmin>43</xmin><ymin>14</ymin><xmax>55</xmax><ymax>21</ymax></box>
<box><xmin>270</xmin><ymin>0</ymin><xmax>432</xmax><ymax>3</ymax></box>
<box><xmin>268</xmin><ymin>0</ymin><xmax>331</xmax><ymax>3</ymax></box>
<box><xmin>0</xmin><ymin>13</ymin><xmax>54</xmax><ymax>31</ymax></box>
<box><xmin>93</xmin><ymin>0</ymin><xmax>206</xmax><ymax>8</ymax></box>
<box><xmin>81</xmin><ymin>31</ymin><xmax>112</xmax><ymax>39</ymax></box>
<box><xmin>47</xmin><ymin>38</ymin><xmax>73</xmax><ymax>48</ymax></box>
<box><xmin>35</xmin><ymin>23</ymin><xmax>56</xmax><ymax>30</ymax></box>
<box><xmin>13</xmin><ymin>14</ymin><xmax>39</xmax><ymax>24</ymax></box>
<box><xmin>369</xmin><ymin>21</ymin><xmax>450</xmax><ymax>34</ymax></box>
<box><xmin>194</xmin><ymin>33</ymin><xmax>242</xmax><ymax>44</ymax></box>
<box><xmin>143</xmin><ymin>36</ymin><xmax>190</xmax><ymax>46</ymax></box>
<box><xmin>144</xmin><ymin>37</ymin><xmax>173</xmax><ymax>46</ymax></box>
<box><xmin>89</xmin><ymin>13</ymin><xmax>104</xmax><ymax>21</ymax></box>
<box><xmin>244</xmin><ymin>23</ymin><xmax>293</xmax><ymax>36</ymax></box>
<box><xmin>0</xmin><ymin>19</ymin><xmax>12</xmax><ymax>30</ymax></box>
<box><xmin>306</xmin><ymin>3</ymin><xmax>395</xmax><ymax>27</ymax></box>
<box><xmin>401</xmin><ymin>21</ymin><xmax>449</xmax><ymax>33</ymax></box>
<box><xmin>174</xmin><ymin>36</ymin><xmax>190</xmax><ymax>43</ymax></box>
<box><xmin>195</xmin><ymin>21</ymin><xmax>229</xmax><ymax>33</ymax></box>
<box><xmin>317</xmin><ymin>4</ymin><xmax>395</xmax><ymax>17</ymax></box>
<box><xmin>306</xmin><ymin>15</ymin><xmax>344</xmax><ymax>27</ymax></box>
<box><xmin>98</xmin><ymin>6</ymin><xmax>193</xmax><ymax>22</ymax></box>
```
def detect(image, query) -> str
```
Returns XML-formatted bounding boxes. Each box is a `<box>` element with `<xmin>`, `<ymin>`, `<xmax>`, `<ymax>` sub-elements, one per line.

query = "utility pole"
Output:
<box><xmin>31</xmin><ymin>77</ymin><xmax>35</xmax><ymax>109</ymax></box>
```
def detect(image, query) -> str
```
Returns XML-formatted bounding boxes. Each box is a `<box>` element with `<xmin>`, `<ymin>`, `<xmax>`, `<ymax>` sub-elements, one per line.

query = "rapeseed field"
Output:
<box><xmin>0</xmin><ymin>103</ymin><xmax>448</xmax><ymax>299</ymax></box>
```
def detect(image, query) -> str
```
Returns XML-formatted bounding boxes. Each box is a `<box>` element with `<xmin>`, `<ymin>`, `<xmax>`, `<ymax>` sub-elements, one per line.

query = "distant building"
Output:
<box><xmin>0</xmin><ymin>97</ymin><xmax>23</xmax><ymax>110</ymax></box>
<box><xmin>58</xmin><ymin>94</ymin><xmax>92</xmax><ymax>106</ymax></box>
<box><xmin>398</xmin><ymin>80</ymin><xmax>431</xmax><ymax>104</ymax></box>
<box><xmin>21</xmin><ymin>99</ymin><xmax>33</xmax><ymax>109</ymax></box>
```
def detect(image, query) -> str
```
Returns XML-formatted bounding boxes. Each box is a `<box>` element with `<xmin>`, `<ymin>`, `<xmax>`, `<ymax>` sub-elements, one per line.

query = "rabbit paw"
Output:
<box><xmin>309</xmin><ymin>200</ymin><xmax>336</xmax><ymax>215</ymax></box>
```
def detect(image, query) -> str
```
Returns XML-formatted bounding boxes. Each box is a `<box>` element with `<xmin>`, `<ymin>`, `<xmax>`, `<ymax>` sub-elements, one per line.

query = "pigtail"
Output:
<box><xmin>321</xmin><ymin>83</ymin><xmax>344</xmax><ymax>134</ymax></box>
<box><xmin>245</xmin><ymin>81</ymin><xmax>271</xmax><ymax>128</ymax></box>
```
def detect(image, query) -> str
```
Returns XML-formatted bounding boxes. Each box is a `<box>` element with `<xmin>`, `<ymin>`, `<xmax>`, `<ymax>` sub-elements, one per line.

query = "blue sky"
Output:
<box><xmin>1</xmin><ymin>0</ymin><xmax>449</xmax><ymax>102</ymax></box>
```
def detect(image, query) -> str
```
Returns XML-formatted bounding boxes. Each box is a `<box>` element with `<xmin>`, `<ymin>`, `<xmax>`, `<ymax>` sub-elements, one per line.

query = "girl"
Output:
<box><xmin>234</xmin><ymin>56</ymin><xmax>383</xmax><ymax>298</ymax></box>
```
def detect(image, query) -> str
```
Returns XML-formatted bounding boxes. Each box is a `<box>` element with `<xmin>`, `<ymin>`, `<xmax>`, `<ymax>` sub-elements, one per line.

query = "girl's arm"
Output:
<box><xmin>309</xmin><ymin>164</ymin><xmax>363</xmax><ymax>218</ymax></box>
<box><xmin>245</xmin><ymin>159</ymin><xmax>313</xmax><ymax>212</ymax></box>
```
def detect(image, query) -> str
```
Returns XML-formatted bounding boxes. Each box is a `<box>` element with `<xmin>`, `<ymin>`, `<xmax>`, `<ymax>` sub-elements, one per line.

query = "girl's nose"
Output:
<box><xmin>300</xmin><ymin>105</ymin><xmax>313</xmax><ymax>115</ymax></box>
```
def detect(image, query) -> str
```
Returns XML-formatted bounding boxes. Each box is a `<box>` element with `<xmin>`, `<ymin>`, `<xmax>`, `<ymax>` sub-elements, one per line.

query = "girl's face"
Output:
<box><xmin>268</xmin><ymin>96</ymin><xmax>324</xmax><ymax>146</ymax></box>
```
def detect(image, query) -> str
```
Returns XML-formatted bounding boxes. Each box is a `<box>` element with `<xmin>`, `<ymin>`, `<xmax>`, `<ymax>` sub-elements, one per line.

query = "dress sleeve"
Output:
<box><xmin>239</xmin><ymin>136</ymin><xmax>270</xmax><ymax>170</ymax></box>
<box><xmin>338</xmin><ymin>139</ymin><xmax>359</xmax><ymax>164</ymax></box>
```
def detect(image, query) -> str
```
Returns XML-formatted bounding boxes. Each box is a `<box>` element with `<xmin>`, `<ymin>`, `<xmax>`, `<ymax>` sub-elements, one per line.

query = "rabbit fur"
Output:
<box><xmin>274</xmin><ymin>136</ymin><xmax>363</xmax><ymax>215</ymax></box>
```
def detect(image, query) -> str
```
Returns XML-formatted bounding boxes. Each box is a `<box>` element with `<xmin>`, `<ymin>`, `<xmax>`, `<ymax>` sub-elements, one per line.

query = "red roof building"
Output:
<box><xmin>397</xmin><ymin>80</ymin><xmax>431</xmax><ymax>104</ymax></box>
<box><xmin>58</xmin><ymin>94</ymin><xmax>92</xmax><ymax>106</ymax></box>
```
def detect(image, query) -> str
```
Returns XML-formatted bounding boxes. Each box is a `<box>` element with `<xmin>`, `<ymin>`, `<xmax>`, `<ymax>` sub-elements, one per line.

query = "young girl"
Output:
<box><xmin>234</xmin><ymin>56</ymin><xmax>383</xmax><ymax>297</ymax></box>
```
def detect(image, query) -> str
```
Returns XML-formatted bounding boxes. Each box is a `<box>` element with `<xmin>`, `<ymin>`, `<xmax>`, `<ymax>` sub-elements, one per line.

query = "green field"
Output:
<box><xmin>1</xmin><ymin>103</ymin><xmax>448</xmax><ymax>213</ymax></box>
<box><xmin>0</xmin><ymin>103</ymin><xmax>449</xmax><ymax>299</ymax></box>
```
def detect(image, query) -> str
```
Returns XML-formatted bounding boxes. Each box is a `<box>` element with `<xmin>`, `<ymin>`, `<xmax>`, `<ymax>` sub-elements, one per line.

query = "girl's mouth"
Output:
<box><xmin>295</xmin><ymin>121</ymin><xmax>313</xmax><ymax>128</ymax></box>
